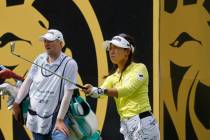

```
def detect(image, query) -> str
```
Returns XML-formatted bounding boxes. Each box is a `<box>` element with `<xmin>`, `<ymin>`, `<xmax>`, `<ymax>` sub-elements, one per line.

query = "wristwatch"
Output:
<box><xmin>97</xmin><ymin>88</ymin><xmax>108</xmax><ymax>95</ymax></box>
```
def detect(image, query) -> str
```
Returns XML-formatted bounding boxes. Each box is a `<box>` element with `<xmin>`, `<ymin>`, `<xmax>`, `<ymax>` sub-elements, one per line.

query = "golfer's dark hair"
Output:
<box><xmin>104</xmin><ymin>33</ymin><xmax>135</xmax><ymax>81</ymax></box>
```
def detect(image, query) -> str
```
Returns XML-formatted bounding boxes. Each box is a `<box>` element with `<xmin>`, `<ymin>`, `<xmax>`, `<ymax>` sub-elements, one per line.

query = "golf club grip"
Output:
<box><xmin>75</xmin><ymin>84</ymin><xmax>87</xmax><ymax>89</ymax></box>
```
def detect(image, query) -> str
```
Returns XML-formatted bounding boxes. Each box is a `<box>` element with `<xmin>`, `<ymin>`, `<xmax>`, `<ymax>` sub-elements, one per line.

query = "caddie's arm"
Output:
<box><xmin>13</xmin><ymin>77</ymin><xmax>32</xmax><ymax>122</ymax></box>
<box><xmin>54</xmin><ymin>58</ymin><xmax>78</xmax><ymax>136</ymax></box>
<box><xmin>54</xmin><ymin>89</ymin><xmax>73</xmax><ymax>136</ymax></box>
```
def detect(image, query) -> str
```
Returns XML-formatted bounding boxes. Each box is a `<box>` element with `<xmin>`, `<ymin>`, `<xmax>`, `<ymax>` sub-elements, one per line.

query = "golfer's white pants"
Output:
<box><xmin>120</xmin><ymin>115</ymin><xmax>160</xmax><ymax>140</ymax></box>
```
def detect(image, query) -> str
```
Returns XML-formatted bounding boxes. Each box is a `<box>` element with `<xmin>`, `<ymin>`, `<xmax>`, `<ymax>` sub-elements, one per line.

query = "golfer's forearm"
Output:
<box><xmin>15</xmin><ymin>77</ymin><xmax>32</xmax><ymax>104</ymax></box>
<box><xmin>105</xmin><ymin>88</ymin><xmax>118</xmax><ymax>98</ymax></box>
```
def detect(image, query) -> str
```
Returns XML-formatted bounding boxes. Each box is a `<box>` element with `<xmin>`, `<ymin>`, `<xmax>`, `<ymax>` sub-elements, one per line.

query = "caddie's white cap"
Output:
<box><xmin>40</xmin><ymin>29</ymin><xmax>65</xmax><ymax>47</ymax></box>
<box><xmin>103</xmin><ymin>35</ymin><xmax>135</xmax><ymax>53</ymax></box>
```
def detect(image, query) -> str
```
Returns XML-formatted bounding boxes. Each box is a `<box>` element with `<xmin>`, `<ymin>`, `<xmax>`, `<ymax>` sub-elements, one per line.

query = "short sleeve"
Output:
<box><xmin>63</xmin><ymin>59</ymin><xmax>78</xmax><ymax>90</ymax></box>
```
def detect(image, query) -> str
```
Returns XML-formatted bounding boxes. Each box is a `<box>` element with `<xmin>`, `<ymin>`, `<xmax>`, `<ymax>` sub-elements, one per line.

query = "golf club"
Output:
<box><xmin>10</xmin><ymin>42</ymin><xmax>86</xmax><ymax>89</ymax></box>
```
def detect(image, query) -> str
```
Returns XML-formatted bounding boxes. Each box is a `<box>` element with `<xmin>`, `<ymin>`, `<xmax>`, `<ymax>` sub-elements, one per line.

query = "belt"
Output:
<box><xmin>28</xmin><ymin>108</ymin><xmax>53</xmax><ymax>119</ymax></box>
<box><xmin>139</xmin><ymin>111</ymin><xmax>151</xmax><ymax>119</ymax></box>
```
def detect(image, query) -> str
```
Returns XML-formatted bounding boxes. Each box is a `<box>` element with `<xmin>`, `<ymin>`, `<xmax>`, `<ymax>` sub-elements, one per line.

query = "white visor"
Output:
<box><xmin>103</xmin><ymin>36</ymin><xmax>134</xmax><ymax>53</ymax></box>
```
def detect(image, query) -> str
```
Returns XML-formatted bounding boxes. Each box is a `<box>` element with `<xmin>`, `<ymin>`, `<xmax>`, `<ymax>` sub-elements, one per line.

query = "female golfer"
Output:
<box><xmin>83</xmin><ymin>33</ymin><xmax>160</xmax><ymax>140</ymax></box>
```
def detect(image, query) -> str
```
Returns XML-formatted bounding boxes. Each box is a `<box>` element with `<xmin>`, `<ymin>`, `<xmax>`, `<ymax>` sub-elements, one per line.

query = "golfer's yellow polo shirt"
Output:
<box><xmin>101</xmin><ymin>63</ymin><xmax>151</xmax><ymax>119</ymax></box>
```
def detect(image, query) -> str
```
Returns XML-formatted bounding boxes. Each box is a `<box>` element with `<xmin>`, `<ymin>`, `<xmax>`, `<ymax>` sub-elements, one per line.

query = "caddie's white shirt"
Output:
<box><xmin>26</xmin><ymin>52</ymin><xmax>78</xmax><ymax>134</ymax></box>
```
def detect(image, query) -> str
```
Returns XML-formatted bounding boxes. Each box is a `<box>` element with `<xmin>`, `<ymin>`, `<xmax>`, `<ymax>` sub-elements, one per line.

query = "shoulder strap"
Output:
<box><xmin>58</xmin><ymin>57</ymin><xmax>71</xmax><ymax>102</ymax></box>
<box><xmin>55</xmin><ymin>57</ymin><xmax>71</xmax><ymax>112</ymax></box>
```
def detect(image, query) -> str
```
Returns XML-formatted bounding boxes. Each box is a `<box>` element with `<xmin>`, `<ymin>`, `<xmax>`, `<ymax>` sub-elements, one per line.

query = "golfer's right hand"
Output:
<box><xmin>12</xmin><ymin>102</ymin><xmax>21</xmax><ymax>122</ymax></box>
<box><xmin>83</xmin><ymin>84</ymin><xmax>102</xmax><ymax>98</ymax></box>
<box><xmin>83</xmin><ymin>84</ymin><xmax>93</xmax><ymax>94</ymax></box>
